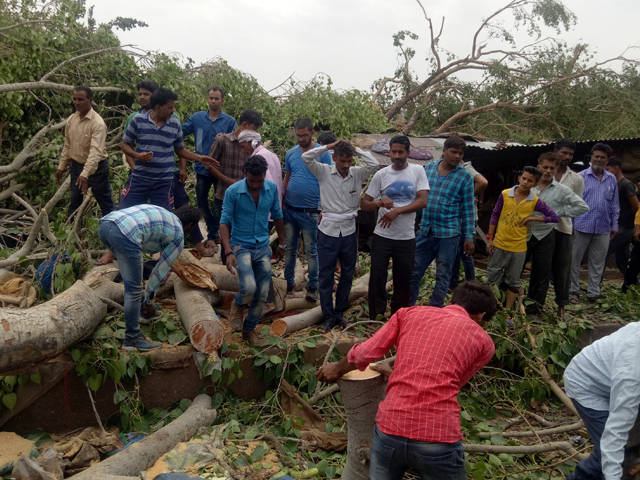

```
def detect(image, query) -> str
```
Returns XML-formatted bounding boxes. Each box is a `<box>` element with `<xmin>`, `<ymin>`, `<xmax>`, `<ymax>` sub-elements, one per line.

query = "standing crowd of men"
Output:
<box><xmin>54</xmin><ymin>82</ymin><xmax>640</xmax><ymax>479</ymax></box>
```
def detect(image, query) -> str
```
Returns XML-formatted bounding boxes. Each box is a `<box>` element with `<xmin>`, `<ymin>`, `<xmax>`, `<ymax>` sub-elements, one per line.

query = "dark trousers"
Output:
<box><xmin>119</xmin><ymin>176</ymin><xmax>172</xmax><ymax>211</ymax></box>
<box><xmin>525</xmin><ymin>230</ymin><xmax>556</xmax><ymax>314</ymax></box>
<box><xmin>69</xmin><ymin>159</ymin><xmax>115</xmax><ymax>217</ymax></box>
<box><xmin>368</xmin><ymin>234</ymin><xmax>415</xmax><ymax>320</ymax></box>
<box><xmin>567</xmin><ymin>399</ymin><xmax>610</xmax><ymax>480</ymax></box>
<box><xmin>317</xmin><ymin>231</ymin><xmax>357</xmax><ymax>322</ymax></box>
<box><xmin>449</xmin><ymin>235</ymin><xmax>476</xmax><ymax>290</ymax></box>
<box><xmin>195</xmin><ymin>174</ymin><xmax>220</xmax><ymax>241</ymax></box>
<box><xmin>552</xmin><ymin>231</ymin><xmax>573</xmax><ymax>307</ymax></box>
<box><xmin>370</xmin><ymin>426</ymin><xmax>466</xmax><ymax>480</ymax></box>
<box><xmin>170</xmin><ymin>171</ymin><xmax>204</xmax><ymax>245</ymax></box>
<box><xmin>624</xmin><ymin>240</ymin><xmax>640</xmax><ymax>289</ymax></box>
<box><xmin>603</xmin><ymin>226</ymin><xmax>634</xmax><ymax>279</ymax></box>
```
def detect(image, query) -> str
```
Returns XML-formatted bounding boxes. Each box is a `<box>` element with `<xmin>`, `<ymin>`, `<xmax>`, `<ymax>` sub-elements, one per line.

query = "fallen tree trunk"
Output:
<box><xmin>72</xmin><ymin>394</ymin><xmax>217</xmax><ymax>480</ymax></box>
<box><xmin>171</xmin><ymin>250</ymin><xmax>216</xmax><ymax>291</ymax></box>
<box><xmin>337</xmin><ymin>366</ymin><xmax>387</xmax><ymax>480</ymax></box>
<box><xmin>284</xmin><ymin>297</ymin><xmax>320</xmax><ymax>311</ymax></box>
<box><xmin>174</xmin><ymin>277</ymin><xmax>224</xmax><ymax>353</ymax></box>
<box><xmin>271</xmin><ymin>274</ymin><xmax>387</xmax><ymax>336</ymax></box>
<box><xmin>0</xmin><ymin>280</ymin><xmax>107</xmax><ymax>375</ymax></box>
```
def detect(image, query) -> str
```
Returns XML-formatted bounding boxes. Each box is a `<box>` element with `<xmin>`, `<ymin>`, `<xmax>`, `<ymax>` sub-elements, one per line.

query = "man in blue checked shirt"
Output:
<box><xmin>120</xmin><ymin>87</ymin><xmax>220</xmax><ymax>210</ymax></box>
<box><xmin>220</xmin><ymin>156</ymin><xmax>286</xmax><ymax>347</ymax></box>
<box><xmin>98</xmin><ymin>204</ymin><xmax>202</xmax><ymax>351</ymax></box>
<box><xmin>182</xmin><ymin>87</ymin><xmax>237</xmax><ymax>245</ymax></box>
<box><xmin>570</xmin><ymin>143</ymin><xmax>619</xmax><ymax>303</ymax></box>
<box><xmin>409</xmin><ymin>136</ymin><xmax>475</xmax><ymax>308</ymax></box>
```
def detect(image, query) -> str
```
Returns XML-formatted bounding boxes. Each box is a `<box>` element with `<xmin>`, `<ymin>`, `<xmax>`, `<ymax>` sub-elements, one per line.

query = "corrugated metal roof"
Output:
<box><xmin>352</xmin><ymin>133</ymin><xmax>444</xmax><ymax>166</ymax></box>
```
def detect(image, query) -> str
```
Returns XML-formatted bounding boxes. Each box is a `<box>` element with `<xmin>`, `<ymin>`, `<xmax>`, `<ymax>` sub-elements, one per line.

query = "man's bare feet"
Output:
<box><xmin>95</xmin><ymin>252</ymin><xmax>115</xmax><ymax>266</ymax></box>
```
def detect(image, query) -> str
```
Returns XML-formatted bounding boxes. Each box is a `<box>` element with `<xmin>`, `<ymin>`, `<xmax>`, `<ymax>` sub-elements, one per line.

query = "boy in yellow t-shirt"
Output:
<box><xmin>622</xmin><ymin>209</ymin><xmax>640</xmax><ymax>291</ymax></box>
<box><xmin>486</xmin><ymin>166</ymin><xmax>559</xmax><ymax>309</ymax></box>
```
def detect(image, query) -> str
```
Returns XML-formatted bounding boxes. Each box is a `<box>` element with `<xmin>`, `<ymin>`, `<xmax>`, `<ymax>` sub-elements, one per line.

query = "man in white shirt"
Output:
<box><xmin>361</xmin><ymin>136</ymin><xmax>430</xmax><ymax>320</ymax></box>
<box><xmin>303</xmin><ymin>140</ymin><xmax>378</xmax><ymax>331</ymax></box>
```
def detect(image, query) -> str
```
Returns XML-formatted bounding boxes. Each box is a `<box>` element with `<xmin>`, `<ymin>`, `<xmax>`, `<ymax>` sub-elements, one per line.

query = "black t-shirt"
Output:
<box><xmin>618</xmin><ymin>177</ymin><xmax>637</xmax><ymax>230</ymax></box>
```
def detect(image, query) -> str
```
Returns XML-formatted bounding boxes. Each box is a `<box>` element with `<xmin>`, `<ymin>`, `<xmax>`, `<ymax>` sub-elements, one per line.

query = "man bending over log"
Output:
<box><xmin>316</xmin><ymin>282</ymin><xmax>497</xmax><ymax>480</ymax></box>
<box><xmin>221</xmin><ymin>155</ymin><xmax>285</xmax><ymax>347</ymax></box>
<box><xmin>302</xmin><ymin>140</ymin><xmax>378</xmax><ymax>332</ymax></box>
<box><xmin>564</xmin><ymin>323</ymin><xmax>640</xmax><ymax>480</ymax></box>
<box><xmin>98</xmin><ymin>204</ymin><xmax>202</xmax><ymax>351</ymax></box>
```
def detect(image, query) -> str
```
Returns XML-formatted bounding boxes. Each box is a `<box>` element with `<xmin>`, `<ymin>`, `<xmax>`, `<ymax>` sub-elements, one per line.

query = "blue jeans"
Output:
<box><xmin>98</xmin><ymin>221</ymin><xmax>145</xmax><ymax>344</ymax></box>
<box><xmin>283</xmin><ymin>207</ymin><xmax>319</xmax><ymax>289</ymax></box>
<box><xmin>119</xmin><ymin>176</ymin><xmax>173</xmax><ymax>211</ymax></box>
<box><xmin>317</xmin><ymin>231</ymin><xmax>357</xmax><ymax>322</ymax></box>
<box><xmin>409</xmin><ymin>230</ymin><xmax>459</xmax><ymax>307</ymax></box>
<box><xmin>195</xmin><ymin>174</ymin><xmax>220</xmax><ymax>240</ymax></box>
<box><xmin>567</xmin><ymin>398</ymin><xmax>610</xmax><ymax>480</ymax></box>
<box><xmin>449</xmin><ymin>235</ymin><xmax>475</xmax><ymax>290</ymax></box>
<box><xmin>233</xmin><ymin>244</ymin><xmax>272</xmax><ymax>333</ymax></box>
<box><xmin>170</xmin><ymin>171</ymin><xmax>204</xmax><ymax>245</ymax></box>
<box><xmin>370</xmin><ymin>426</ymin><xmax>466</xmax><ymax>480</ymax></box>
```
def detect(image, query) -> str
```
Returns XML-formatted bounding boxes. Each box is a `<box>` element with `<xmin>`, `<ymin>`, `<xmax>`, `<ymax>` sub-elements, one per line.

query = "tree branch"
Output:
<box><xmin>0</xmin><ymin>119</ymin><xmax>67</xmax><ymax>174</ymax></box>
<box><xmin>0</xmin><ymin>20</ymin><xmax>53</xmax><ymax>33</ymax></box>
<box><xmin>40</xmin><ymin>46</ymin><xmax>130</xmax><ymax>82</ymax></box>
<box><xmin>0</xmin><ymin>82</ymin><xmax>122</xmax><ymax>94</ymax></box>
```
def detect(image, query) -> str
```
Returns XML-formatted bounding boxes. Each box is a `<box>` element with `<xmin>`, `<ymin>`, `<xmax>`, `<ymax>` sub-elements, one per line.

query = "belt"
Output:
<box><xmin>285</xmin><ymin>204</ymin><xmax>320</xmax><ymax>214</ymax></box>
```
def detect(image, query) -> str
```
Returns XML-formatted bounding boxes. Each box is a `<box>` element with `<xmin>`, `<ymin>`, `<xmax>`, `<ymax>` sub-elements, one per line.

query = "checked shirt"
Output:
<box><xmin>348</xmin><ymin>305</ymin><xmax>495</xmax><ymax>443</ymax></box>
<box><xmin>420</xmin><ymin>160</ymin><xmax>475</xmax><ymax>242</ymax></box>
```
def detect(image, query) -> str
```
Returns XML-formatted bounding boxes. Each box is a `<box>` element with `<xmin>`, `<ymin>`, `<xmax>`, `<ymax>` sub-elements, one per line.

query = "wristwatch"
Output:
<box><xmin>277</xmin><ymin>244</ymin><xmax>286</xmax><ymax>250</ymax></box>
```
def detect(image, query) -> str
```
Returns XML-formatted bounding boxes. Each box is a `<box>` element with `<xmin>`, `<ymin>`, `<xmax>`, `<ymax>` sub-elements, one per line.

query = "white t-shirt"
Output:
<box><xmin>366</xmin><ymin>164</ymin><xmax>430</xmax><ymax>240</ymax></box>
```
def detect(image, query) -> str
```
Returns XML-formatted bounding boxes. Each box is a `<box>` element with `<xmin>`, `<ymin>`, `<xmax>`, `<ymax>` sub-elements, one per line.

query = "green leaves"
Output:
<box><xmin>2</xmin><ymin>393</ymin><xmax>17</xmax><ymax>410</ymax></box>
<box><xmin>87</xmin><ymin>374</ymin><xmax>102</xmax><ymax>392</ymax></box>
<box><xmin>251</xmin><ymin>444</ymin><xmax>268</xmax><ymax>462</ymax></box>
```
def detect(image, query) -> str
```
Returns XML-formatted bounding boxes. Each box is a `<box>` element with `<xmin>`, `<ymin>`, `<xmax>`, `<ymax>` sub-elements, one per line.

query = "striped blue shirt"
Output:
<box><xmin>420</xmin><ymin>160</ymin><xmax>475</xmax><ymax>241</ymax></box>
<box><xmin>101</xmin><ymin>205</ymin><xmax>184</xmax><ymax>303</ymax></box>
<box><xmin>574</xmin><ymin>166</ymin><xmax>620</xmax><ymax>235</ymax></box>
<box><xmin>123</xmin><ymin>111</ymin><xmax>184</xmax><ymax>182</ymax></box>
<box><xmin>220</xmin><ymin>179</ymin><xmax>283</xmax><ymax>249</ymax></box>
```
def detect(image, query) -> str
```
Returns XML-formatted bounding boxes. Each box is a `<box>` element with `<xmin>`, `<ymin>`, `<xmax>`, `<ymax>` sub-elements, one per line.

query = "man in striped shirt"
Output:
<box><xmin>98</xmin><ymin>204</ymin><xmax>202</xmax><ymax>351</ymax></box>
<box><xmin>316</xmin><ymin>282</ymin><xmax>496</xmax><ymax>480</ymax></box>
<box><xmin>119</xmin><ymin>87</ymin><xmax>219</xmax><ymax>210</ymax></box>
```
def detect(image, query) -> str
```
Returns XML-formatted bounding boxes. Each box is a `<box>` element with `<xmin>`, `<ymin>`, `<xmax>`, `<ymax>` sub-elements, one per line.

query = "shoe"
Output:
<box><xmin>229</xmin><ymin>303</ymin><xmax>245</xmax><ymax>332</ymax></box>
<box><xmin>122</xmin><ymin>336</ymin><xmax>163</xmax><ymax>351</ymax></box>
<box><xmin>305</xmin><ymin>286</ymin><xmax>319</xmax><ymax>302</ymax></box>
<box><xmin>587</xmin><ymin>296</ymin><xmax>598</xmax><ymax>303</ymax></box>
<box><xmin>317</xmin><ymin>318</ymin><xmax>339</xmax><ymax>333</ymax></box>
<box><xmin>140</xmin><ymin>307</ymin><xmax>162</xmax><ymax>325</ymax></box>
<box><xmin>242</xmin><ymin>328</ymin><xmax>268</xmax><ymax>347</ymax></box>
<box><xmin>569</xmin><ymin>293</ymin><xmax>581</xmax><ymax>305</ymax></box>
<box><xmin>287</xmin><ymin>283</ymin><xmax>295</xmax><ymax>293</ymax></box>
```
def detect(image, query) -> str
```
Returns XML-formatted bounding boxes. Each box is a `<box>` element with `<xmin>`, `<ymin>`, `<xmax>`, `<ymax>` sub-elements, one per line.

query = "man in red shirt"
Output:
<box><xmin>316</xmin><ymin>282</ymin><xmax>496</xmax><ymax>480</ymax></box>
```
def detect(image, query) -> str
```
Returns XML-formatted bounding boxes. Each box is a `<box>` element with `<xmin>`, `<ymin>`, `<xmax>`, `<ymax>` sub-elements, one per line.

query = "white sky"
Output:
<box><xmin>92</xmin><ymin>0</ymin><xmax>640</xmax><ymax>93</ymax></box>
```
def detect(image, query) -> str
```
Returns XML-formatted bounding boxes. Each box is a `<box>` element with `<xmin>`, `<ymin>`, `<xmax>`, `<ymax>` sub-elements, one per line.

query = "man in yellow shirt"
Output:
<box><xmin>622</xmin><ymin>209</ymin><xmax>640</xmax><ymax>291</ymax></box>
<box><xmin>486</xmin><ymin>166</ymin><xmax>559</xmax><ymax>309</ymax></box>
<box><xmin>55</xmin><ymin>86</ymin><xmax>116</xmax><ymax>217</ymax></box>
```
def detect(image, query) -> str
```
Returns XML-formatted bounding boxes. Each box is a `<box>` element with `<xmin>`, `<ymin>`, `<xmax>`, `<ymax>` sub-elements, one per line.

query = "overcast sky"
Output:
<box><xmin>93</xmin><ymin>0</ymin><xmax>640</xmax><ymax>94</ymax></box>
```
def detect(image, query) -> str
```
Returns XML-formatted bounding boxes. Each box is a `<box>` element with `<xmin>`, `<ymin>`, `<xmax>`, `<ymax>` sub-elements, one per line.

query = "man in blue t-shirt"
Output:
<box><xmin>282</xmin><ymin>118</ymin><xmax>332</xmax><ymax>302</ymax></box>
<box><xmin>120</xmin><ymin>87</ymin><xmax>219</xmax><ymax>210</ymax></box>
<box><xmin>182</xmin><ymin>87</ymin><xmax>237</xmax><ymax>245</ymax></box>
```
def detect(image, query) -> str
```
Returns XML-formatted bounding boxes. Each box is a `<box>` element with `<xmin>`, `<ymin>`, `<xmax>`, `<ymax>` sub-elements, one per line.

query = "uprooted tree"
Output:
<box><xmin>372</xmin><ymin>0</ymin><xmax>640</xmax><ymax>141</ymax></box>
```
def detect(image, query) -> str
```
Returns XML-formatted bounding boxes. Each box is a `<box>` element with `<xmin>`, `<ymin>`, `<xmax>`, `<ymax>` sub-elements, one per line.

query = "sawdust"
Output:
<box><xmin>343</xmin><ymin>364</ymin><xmax>379</xmax><ymax>379</ymax></box>
<box><xmin>0</xmin><ymin>432</ymin><xmax>37</xmax><ymax>472</ymax></box>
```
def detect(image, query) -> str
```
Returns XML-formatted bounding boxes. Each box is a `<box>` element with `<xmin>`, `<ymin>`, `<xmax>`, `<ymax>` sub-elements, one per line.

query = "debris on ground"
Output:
<box><xmin>0</xmin><ymin>431</ymin><xmax>38</xmax><ymax>475</ymax></box>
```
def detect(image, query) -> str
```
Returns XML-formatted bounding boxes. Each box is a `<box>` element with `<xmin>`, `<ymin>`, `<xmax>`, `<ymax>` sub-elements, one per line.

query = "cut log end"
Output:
<box><xmin>189</xmin><ymin>321</ymin><xmax>225</xmax><ymax>353</ymax></box>
<box><xmin>271</xmin><ymin>320</ymin><xmax>288</xmax><ymax>337</ymax></box>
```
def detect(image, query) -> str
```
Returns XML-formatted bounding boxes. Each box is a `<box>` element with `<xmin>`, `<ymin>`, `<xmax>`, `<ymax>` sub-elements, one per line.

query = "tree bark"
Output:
<box><xmin>72</xmin><ymin>394</ymin><xmax>217</xmax><ymax>480</ymax></box>
<box><xmin>0</xmin><ymin>280</ymin><xmax>107</xmax><ymax>376</ymax></box>
<box><xmin>171</xmin><ymin>250</ymin><xmax>216</xmax><ymax>291</ymax></box>
<box><xmin>174</xmin><ymin>277</ymin><xmax>224</xmax><ymax>353</ymax></box>
<box><xmin>0</xmin><ymin>82</ymin><xmax>122</xmax><ymax>94</ymax></box>
<box><xmin>337</xmin><ymin>369</ymin><xmax>387</xmax><ymax>480</ymax></box>
<box><xmin>0</xmin><ymin>182</ymin><xmax>25</xmax><ymax>201</ymax></box>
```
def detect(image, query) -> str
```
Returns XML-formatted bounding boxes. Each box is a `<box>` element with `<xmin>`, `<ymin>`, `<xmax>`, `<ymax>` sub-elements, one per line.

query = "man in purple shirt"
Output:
<box><xmin>570</xmin><ymin>143</ymin><xmax>620</xmax><ymax>302</ymax></box>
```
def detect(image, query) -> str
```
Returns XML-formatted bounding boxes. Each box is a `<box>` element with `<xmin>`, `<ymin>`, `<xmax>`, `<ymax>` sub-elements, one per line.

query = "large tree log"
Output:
<box><xmin>337</xmin><ymin>367</ymin><xmax>387</xmax><ymax>480</ymax></box>
<box><xmin>171</xmin><ymin>250</ymin><xmax>216</xmax><ymax>291</ymax></box>
<box><xmin>174</xmin><ymin>277</ymin><xmax>223</xmax><ymax>353</ymax></box>
<box><xmin>271</xmin><ymin>274</ymin><xmax>387</xmax><ymax>336</ymax></box>
<box><xmin>72</xmin><ymin>394</ymin><xmax>217</xmax><ymax>480</ymax></box>
<box><xmin>0</xmin><ymin>280</ymin><xmax>106</xmax><ymax>375</ymax></box>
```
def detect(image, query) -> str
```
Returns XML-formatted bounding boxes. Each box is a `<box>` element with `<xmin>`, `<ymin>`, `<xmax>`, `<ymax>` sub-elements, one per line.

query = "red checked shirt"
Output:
<box><xmin>348</xmin><ymin>305</ymin><xmax>495</xmax><ymax>443</ymax></box>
